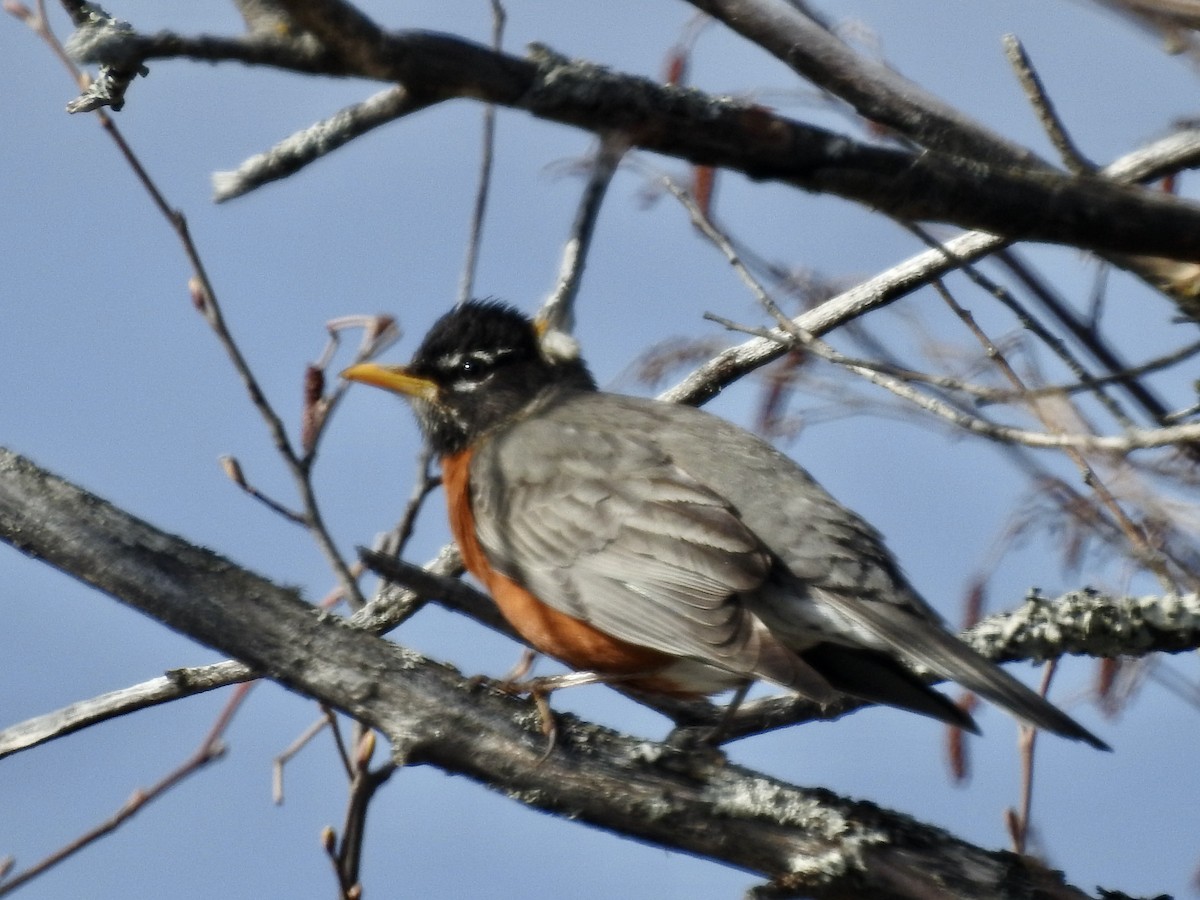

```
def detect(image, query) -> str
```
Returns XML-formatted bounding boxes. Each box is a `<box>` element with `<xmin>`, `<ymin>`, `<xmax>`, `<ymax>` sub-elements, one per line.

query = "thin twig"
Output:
<box><xmin>25</xmin><ymin>0</ymin><xmax>368</xmax><ymax>604</ymax></box>
<box><xmin>1007</xmin><ymin>659</ymin><xmax>1057</xmax><ymax>855</ymax></box>
<box><xmin>0</xmin><ymin>682</ymin><xmax>254</xmax><ymax>896</ymax></box>
<box><xmin>538</xmin><ymin>133</ymin><xmax>630</xmax><ymax>336</ymax></box>
<box><xmin>359</xmin><ymin>447</ymin><xmax>439</xmax><ymax>616</ymax></box>
<box><xmin>1003</xmin><ymin>34</ymin><xmax>1095</xmax><ymax>174</ymax></box>
<box><xmin>659</xmin><ymin>125</ymin><xmax>1200</xmax><ymax>409</ymax></box>
<box><xmin>996</xmin><ymin>248</ymin><xmax>1184</xmax><ymax>429</ymax></box>
<box><xmin>308</xmin><ymin>314</ymin><xmax>401</xmax><ymax>469</ymax></box>
<box><xmin>456</xmin><ymin>0</ymin><xmax>506</xmax><ymax>306</ymax></box>
<box><xmin>218</xmin><ymin>454</ymin><xmax>308</xmax><ymax>524</ymax></box>
<box><xmin>709</xmin><ymin>312</ymin><xmax>1200</xmax><ymax>452</ymax></box>
<box><xmin>905</xmin><ymin>224</ymin><xmax>1139</xmax><ymax>432</ymax></box>
<box><xmin>192</xmin><ymin>274</ymin><xmax>364</xmax><ymax>607</ymax></box>
<box><xmin>273</xmin><ymin>708</ymin><xmax>337</xmax><ymax>804</ymax></box>
<box><xmin>0</xmin><ymin>660</ymin><xmax>255</xmax><ymax>759</ymax></box>
<box><xmin>333</xmin><ymin>730</ymin><xmax>396</xmax><ymax>897</ymax></box>
<box><xmin>325</xmin><ymin>707</ymin><xmax>356</xmax><ymax>778</ymax></box>
<box><xmin>1147</xmin><ymin>658</ymin><xmax>1200</xmax><ymax>711</ymax></box>
<box><xmin>1164</xmin><ymin>400</ymin><xmax>1200</xmax><ymax>424</ymax></box>
<box><xmin>934</xmin><ymin>280</ymin><xmax>1180</xmax><ymax>593</ymax></box>
<box><xmin>978</xmin><ymin>338</ymin><xmax>1200</xmax><ymax>406</ymax></box>
<box><xmin>213</xmin><ymin>86</ymin><xmax>431</xmax><ymax>202</ymax></box>
<box><xmin>392</xmin><ymin>448</ymin><xmax>438</xmax><ymax>554</ymax></box>
<box><xmin>812</xmin><ymin>337</ymin><xmax>1200</xmax><ymax>407</ymax></box>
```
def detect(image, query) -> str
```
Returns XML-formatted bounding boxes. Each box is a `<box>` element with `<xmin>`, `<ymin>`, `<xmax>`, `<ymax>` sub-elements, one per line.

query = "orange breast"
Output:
<box><xmin>440</xmin><ymin>450</ymin><xmax>680</xmax><ymax>685</ymax></box>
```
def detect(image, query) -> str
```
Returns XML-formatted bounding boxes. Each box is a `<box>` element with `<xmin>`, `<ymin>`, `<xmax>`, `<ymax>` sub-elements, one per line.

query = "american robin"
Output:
<box><xmin>343</xmin><ymin>300</ymin><xmax>1108</xmax><ymax>750</ymax></box>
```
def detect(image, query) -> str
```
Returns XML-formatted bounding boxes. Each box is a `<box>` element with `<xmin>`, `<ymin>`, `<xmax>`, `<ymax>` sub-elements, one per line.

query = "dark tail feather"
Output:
<box><xmin>841</xmin><ymin>603</ymin><xmax>1111</xmax><ymax>751</ymax></box>
<box><xmin>924</xmin><ymin>637</ymin><xmax>1112</xmax><ymax>751</ymax></box>
<box><xmin>802</xmin><ymin>643</ymin><xmax>980</xmax><ymax>733</ymax></box>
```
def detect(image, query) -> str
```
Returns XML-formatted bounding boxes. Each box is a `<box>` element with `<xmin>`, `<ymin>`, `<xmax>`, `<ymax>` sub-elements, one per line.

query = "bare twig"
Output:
<box><xmin>707</xmin><ymin>315</ymin><xmax>1200</xmax><ymax>455</ymax></box>
<box><xmin>213</xmin><ymin>86</ymin><xmax>432</xmax><ymax>202</ymax></box>
<box><xmin>191</xmin><ymin>253</ymin><xmax>362</xmax><ymax>605</ymax></box>
<box><xmin>364</xmin><ymin>447</ymin><xmax>439</xmax><ymax>613</ymax></box>
<box><xmin>0</xmin><ymin>682</ymin><xmax>254</xmax><ymax>896</ymax></box>
<box><xmin>456</xmin><ymin>0</ymin><xmax>507</xmax><ymax>306</ymax></box>
<box><xmin>21</xmin><ymin>2</ymin><xmax>381</xmax><ymax>606</ymax></box>
<box><xmin>933</xmin><ymin>279</ymin><xmax>1181</xmax><ymax>593</ymax></box>
<box><xmin>977</xmin><ymin>338</ymin><xmax>1200</xmax><ymax>406</ymax></box>
<box><xmin>273</xmin><ymin>708</ymin><xmax>337</xmax><ymax>804</ymax></box>
<box><xmin>310</xmin><ymin>315</ymin><xmax>402</xmax><ymax>469</ymax></box>
<box><xmin>995</xmin><ymin>249</ymin><xmax>1185</xmax><ymax>430</ymax></box>
<box><xmin>0</xmin><ymin>660</ymin><xmax>255</xmax><ymax>759</ymax></box>
<box><xmin>683</xmin><ymin>0</ymin><xmax>1041</xmax><ymax>167</ymax></box>
<box><xmin>219</xmin><ymin>454</ymin><xmax>308</xmax><ymax>524</ymax></box>
<box><xmin>1003</xmin><ymin>35</ymin><xmax>1095</xmax><ymax>174</ymax></box>
<box><xmin>380</xmin><ymin>449</ymin><xmax>438</xmax><ymax>556</ymax></box>
<box><xmin>904</xmin><ymin>224</ymin><xmax>1140</xmax><ymax>432</ymax></box>
<box><xmin>538</xmin><ymin>132</ymin><xmax>630</xmax><ymax>337</ymax></box>
<box><xmin>1007</xmin><ymin>659</ymin><xmax>1058</xmax><ymax>855</ymax></box>
<box><xmin>774</xmin><ymin>336</ymin><xmax>1200</xmax><ymax>408</ymax></box>
<box><xmin>332</xmin><ymin>730</ymin><xmax>396</xmax><ymax>897</ymax></box>
<box><xmin>1164</xmin><ymin>399</ymin><xmax>1200</xmax><ymax>424</ymax></box>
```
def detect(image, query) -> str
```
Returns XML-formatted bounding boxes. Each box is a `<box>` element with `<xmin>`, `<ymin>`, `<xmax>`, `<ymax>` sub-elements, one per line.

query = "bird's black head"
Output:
<box><xmin>343</xmin><ymin>300</ymin><xmax>596</xmax><ymax>455</ymax></box>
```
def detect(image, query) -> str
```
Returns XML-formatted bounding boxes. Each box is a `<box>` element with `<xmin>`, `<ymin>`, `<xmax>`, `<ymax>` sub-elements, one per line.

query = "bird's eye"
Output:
<box><xmin>439</xmin><ymin>352</ymin><xmax>495</xmax><ymax>386</ymax></box>
<box><xmin>442</xmin><ymin>349</ymin><xmax>512</xmax><ymax>384</ymax></box>
<box><xmin>454</xmin><ymin>357</ymin><xmax>487</xmax><ymax>380</ymax></box>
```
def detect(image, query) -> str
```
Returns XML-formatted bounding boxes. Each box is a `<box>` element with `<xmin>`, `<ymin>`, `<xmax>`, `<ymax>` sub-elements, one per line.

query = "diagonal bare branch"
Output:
<box><xmin>683</xmin><ymin>0</ymin><xmax>1041</xmax><ymax>167</ymax></box>
<box><xmin>660</xmin><ymin>127</ymin><xmax>1200</xmax><ymax>408</ymax></box>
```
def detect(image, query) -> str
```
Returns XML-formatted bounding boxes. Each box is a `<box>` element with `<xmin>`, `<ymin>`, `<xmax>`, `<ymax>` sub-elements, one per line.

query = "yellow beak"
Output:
<box><xmin>340</xmin><ymin>363</ymin><xmax>438</xmax><ymax>401</ymax></box>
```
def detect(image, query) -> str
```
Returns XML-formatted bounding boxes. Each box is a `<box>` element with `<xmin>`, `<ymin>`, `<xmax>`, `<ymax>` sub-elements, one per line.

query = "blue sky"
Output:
<box><xmin>4</xmin><ymin>2</ymin><xmax>1199</xmax><ymax>897</ymax></box>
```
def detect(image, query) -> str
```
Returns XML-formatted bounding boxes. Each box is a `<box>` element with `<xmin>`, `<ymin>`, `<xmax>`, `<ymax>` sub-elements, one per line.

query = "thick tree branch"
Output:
<box><xmin>967</xmin><ymin>589</ymin><xmax>1200</xmax><ymax>663</ymax></box>
<box><xmin>0</xmin><ymin>446</ymin><xmax>1129</xmax><ymax>898</ymax></box>
<box><xmin>683</xmin><ymin>0</ymin><xmax>1041</xmax><ymax>168</ymax></box>
<box><xmin>64</xmin><ymin>11</ymin><xmax>1200</xmax><ymax>261</ymax></box>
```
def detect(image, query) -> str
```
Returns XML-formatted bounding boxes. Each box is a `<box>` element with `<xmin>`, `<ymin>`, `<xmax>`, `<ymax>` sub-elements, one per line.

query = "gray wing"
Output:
<box><xmin>468</xmin><ymin>400</ymin><xmax>836</xmax><ymax>699</ymax></box>
<box><xmin>533</xmin><ymin>394</ymin><xmax>940</xmax><ymax>640</ymax></box>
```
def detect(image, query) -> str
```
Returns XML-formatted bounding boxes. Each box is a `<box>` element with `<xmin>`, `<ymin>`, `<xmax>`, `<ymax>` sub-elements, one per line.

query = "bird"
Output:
<box><xmin>342</xmin><ymin>299</ymin><xmax>1108</xmax><ymax>750</ymax></box>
